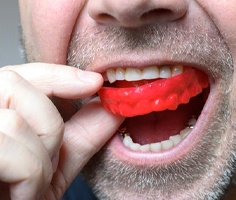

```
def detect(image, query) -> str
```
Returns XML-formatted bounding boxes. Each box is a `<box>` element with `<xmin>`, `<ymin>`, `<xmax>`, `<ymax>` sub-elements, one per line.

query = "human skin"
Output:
<box><xmin>0</xmin><ymin>0</ymin><xmax>233</xmax><ymax>199</ymax></box>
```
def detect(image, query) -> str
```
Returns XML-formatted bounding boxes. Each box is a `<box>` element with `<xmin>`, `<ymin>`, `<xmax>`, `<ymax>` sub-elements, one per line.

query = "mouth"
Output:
<box><xmin>98</xmin><ymin>64</ymin><xmax>211</xmax><ymax>164</ymax></box>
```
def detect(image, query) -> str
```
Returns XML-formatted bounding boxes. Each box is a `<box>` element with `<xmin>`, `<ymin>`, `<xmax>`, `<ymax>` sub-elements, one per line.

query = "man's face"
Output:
<box><xmin>19</xmin><ymin>0</ymin><xmax>236</xmax><ymax>199</ymax></box>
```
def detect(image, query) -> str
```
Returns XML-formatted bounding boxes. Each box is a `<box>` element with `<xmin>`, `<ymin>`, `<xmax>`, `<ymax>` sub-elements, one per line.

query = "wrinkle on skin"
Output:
<box><xmin>197</xmin><ymin>1</ymin><xmax>236</xmax><ymax>55</ymax></box>
<box><xmin>19</xmin><ymin>0</ymin><xmax>236</xmax><ymax>199</ymax></box>
<box><xmin>67</xmin><ymin>8</ymin><xmax>236</xmax><ymax>200</ymax></box>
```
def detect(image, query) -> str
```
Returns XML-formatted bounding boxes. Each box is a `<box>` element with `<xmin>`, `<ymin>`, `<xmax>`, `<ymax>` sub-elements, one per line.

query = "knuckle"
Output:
<box><xmin>8</xmin><ymin>110</ymin><xmax>24</xmax><ymax>128</ymax></box>
<box><xmin>31</xmin><ymin>159</ymin><xmax>44</xmax><ymax>178</ymax></box>
<box><xmin>0</xmin><ymin>69</ymin><xmax>22</xmax><ymax>83</ymax></box>
<box><xmin>0</xmin><ymin>132</ymin><xmax>9</xmax><ymax>147</ymax></box>
<box><xmin>11</xmin><ymin>155</ymin><xmax>45</xmax><ymax>184</ymax></box>
<box><xmin>0</xmin><ymin>70</ymin><xmax>24</xmax><ymax>108</ymax></box>
<box><xmin>24</xmin><ymin>156</ymin><xmax>44</xmax><ymax>180</ymax></box>
<box><xmin>0</xmin><ymin>110</ymin><xmax>26</xmax><ymax>136</ymax></box>
<box><xmin>28</xmin><ymin>156</ymin><xmax>53</xmax><ymax>185</ymax></box>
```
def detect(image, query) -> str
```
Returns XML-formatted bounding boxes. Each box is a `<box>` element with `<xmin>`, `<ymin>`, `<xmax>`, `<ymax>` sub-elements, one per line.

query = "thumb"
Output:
<box><xmin>54</xmin><ymin>97</ymin><xmax>124</xmax><ymax>192</ymax></box>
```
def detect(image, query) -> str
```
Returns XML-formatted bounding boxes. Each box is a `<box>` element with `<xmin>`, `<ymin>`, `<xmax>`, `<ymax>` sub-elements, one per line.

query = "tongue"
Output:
<box><xmin>122</xmin><ymin>92</ymin><xmax>205</xmax><ymax>145</ymax></box>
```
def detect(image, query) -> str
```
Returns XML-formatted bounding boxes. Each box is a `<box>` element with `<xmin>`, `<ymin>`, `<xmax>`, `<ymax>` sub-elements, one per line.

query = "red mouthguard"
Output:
<box><xmin>98</xmin><ymin>69</ymin><xmax>209</xmax><ymax>117</ymax></box>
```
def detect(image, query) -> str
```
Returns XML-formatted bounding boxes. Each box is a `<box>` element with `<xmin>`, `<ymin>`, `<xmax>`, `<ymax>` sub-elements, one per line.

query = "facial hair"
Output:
<box><xmin>67</xmin><ymin>23</ymin><xmax>236</xmax><ymax>199</ymax></box>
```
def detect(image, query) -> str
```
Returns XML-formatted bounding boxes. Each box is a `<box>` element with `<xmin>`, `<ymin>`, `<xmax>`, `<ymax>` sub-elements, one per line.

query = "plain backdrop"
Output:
<box><xmin>0</xmin><ymin>1</ymin><xmax>24</xmax><ymax>66</ymax></box>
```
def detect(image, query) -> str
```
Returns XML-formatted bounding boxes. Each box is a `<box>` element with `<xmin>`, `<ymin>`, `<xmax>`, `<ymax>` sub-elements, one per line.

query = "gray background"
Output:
<box><xmin>0</xmin><ymin>1</ymin><xmax>24</xmax><ymax>66</ymax></box>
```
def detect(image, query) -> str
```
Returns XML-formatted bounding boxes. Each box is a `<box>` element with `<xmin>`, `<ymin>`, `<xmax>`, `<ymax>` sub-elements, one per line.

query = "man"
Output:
<box><xmin>0</xmin><ymin>0</ymin><xmax>236</xmax><ymax>199</ymax></box>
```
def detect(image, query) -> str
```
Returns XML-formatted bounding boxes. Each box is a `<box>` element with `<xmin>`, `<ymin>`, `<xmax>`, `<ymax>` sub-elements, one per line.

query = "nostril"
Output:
<box><xmin>88</xmin><ymin>0</ymin><xmax>189</xmax><ymax>27</ymax></box>
<box><xmin>141</xmin><ymin>9</ymin><xmax>174</xmax><ymax>21</ymax></box>
<box><xmin>95</xmin><ymin>9</ymin><xmax>176</xmax><ymax>27</ymax></box>
<box><xmin>97</xmin><ymin>13</ymin><xmax>116</xmax><ymax>23</ymax></box>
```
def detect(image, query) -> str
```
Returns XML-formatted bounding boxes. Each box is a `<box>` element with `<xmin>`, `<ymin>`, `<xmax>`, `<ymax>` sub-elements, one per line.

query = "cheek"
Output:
<box><xmin>196</xmin><ymin>0</ymin><xmax>236</xmax><ymax>125</ymax></box>
<box><xmin>19</xmin><ymin>0</ymin><xmax>86</xmax><ymax>64</ymax></box>
<box><xmin>197</xmin><ymin>1</ymin><xmax>236</xmax><ymax>55</ymax></box>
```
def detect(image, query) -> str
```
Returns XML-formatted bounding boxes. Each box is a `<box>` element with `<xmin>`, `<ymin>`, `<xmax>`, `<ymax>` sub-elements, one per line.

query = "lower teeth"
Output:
<box><xmin>119</xmin><ymin>117</ymin><xmax>196</xmax><ymax>152</ymax></box>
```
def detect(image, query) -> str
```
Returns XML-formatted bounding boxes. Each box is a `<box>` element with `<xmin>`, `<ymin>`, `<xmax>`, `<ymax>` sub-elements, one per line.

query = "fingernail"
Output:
<box><xmin>78</xmin><ymin>70</ymin><xmax>103</xmax><ymax>83</ymax></box>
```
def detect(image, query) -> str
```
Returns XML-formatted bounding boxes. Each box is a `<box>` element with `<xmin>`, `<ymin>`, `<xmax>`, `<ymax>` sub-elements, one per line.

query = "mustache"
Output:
<box><xmin>67</xmin><ymin>23</ymin><xmax>233</xmax><ymax>80</ymax></box>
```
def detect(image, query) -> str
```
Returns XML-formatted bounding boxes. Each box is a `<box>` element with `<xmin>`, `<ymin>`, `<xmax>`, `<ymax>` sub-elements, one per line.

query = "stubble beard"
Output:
<box><xmin>81</xmin><ymin>100</ymin><xmax>236</xmax><ymax>199</ymax></box>
<box><xmin>68</xmin><ymin>23</ymin><xmax>236</xmax><ymax>199</ymax></box>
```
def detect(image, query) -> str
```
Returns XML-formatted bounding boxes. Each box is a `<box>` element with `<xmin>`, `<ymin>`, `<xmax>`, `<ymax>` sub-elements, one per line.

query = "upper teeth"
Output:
<box><xmin>106</xmin><ymin>65</ymin><xmax>184</xmax><ymax>83</ymax></box>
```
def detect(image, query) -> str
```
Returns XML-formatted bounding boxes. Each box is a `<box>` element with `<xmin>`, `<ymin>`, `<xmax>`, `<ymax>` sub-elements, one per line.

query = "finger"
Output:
<box><xmin>0</xmin><ymin>109</ymin><xmax>52</xmax><ymax>168</ymax></box>
<box><xmin>0</xmin><ymin>133</ymin><xmax>51</xmax><ymax>200</ymax></box>
<box><xmin>1</xmin><ymin>63</ymin><xmax>103</xmax><ymax>99</ymax></box>
<box><xmin>53</xmin><ymin>98</ymin><xmax>124</xmax><ymax>193</ymax></box>
<box><xmin>0</xmin><ymin>109</ymin><xmax>53</xmax><ymax>200</ymax></box>
<box><xmin>0</xmin><ymin>70</ymin><xmax>64</xmax><ymax>158</ymax></box>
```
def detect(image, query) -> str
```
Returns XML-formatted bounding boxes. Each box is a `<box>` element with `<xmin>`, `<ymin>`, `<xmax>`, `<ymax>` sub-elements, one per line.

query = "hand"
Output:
<box><xmin>0</xmin><ymin>63</ymin><xmax>124</xmax><ymax>200</ymax></box>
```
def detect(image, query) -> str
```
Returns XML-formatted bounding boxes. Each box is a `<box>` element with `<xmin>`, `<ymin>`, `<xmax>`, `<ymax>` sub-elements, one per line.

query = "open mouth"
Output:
<box><xmin>98</xmin><ymin>65</ymin><xmax>210</xmax><ymax>155</ymax></box>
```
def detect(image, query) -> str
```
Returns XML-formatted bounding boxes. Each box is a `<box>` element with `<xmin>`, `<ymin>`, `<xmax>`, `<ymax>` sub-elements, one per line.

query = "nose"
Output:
<box><xmin>87</xmin><ymin>0</ymin><xmax>189</xmax><ymax>28</ymax></box>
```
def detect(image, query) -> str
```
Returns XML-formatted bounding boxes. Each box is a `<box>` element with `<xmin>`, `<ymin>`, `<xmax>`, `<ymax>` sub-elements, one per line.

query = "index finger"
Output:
<box><xmin>1</xmin><ymin>63</ymin><xmax>103</xmax><ymax>99</ymax></box>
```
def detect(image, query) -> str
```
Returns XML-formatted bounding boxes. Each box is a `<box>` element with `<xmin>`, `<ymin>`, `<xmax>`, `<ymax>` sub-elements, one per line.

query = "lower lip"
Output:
<box><xmin>107</xmin><ymin>90</ymin><xmax>214</xmax><ymax>166</ymax></box>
